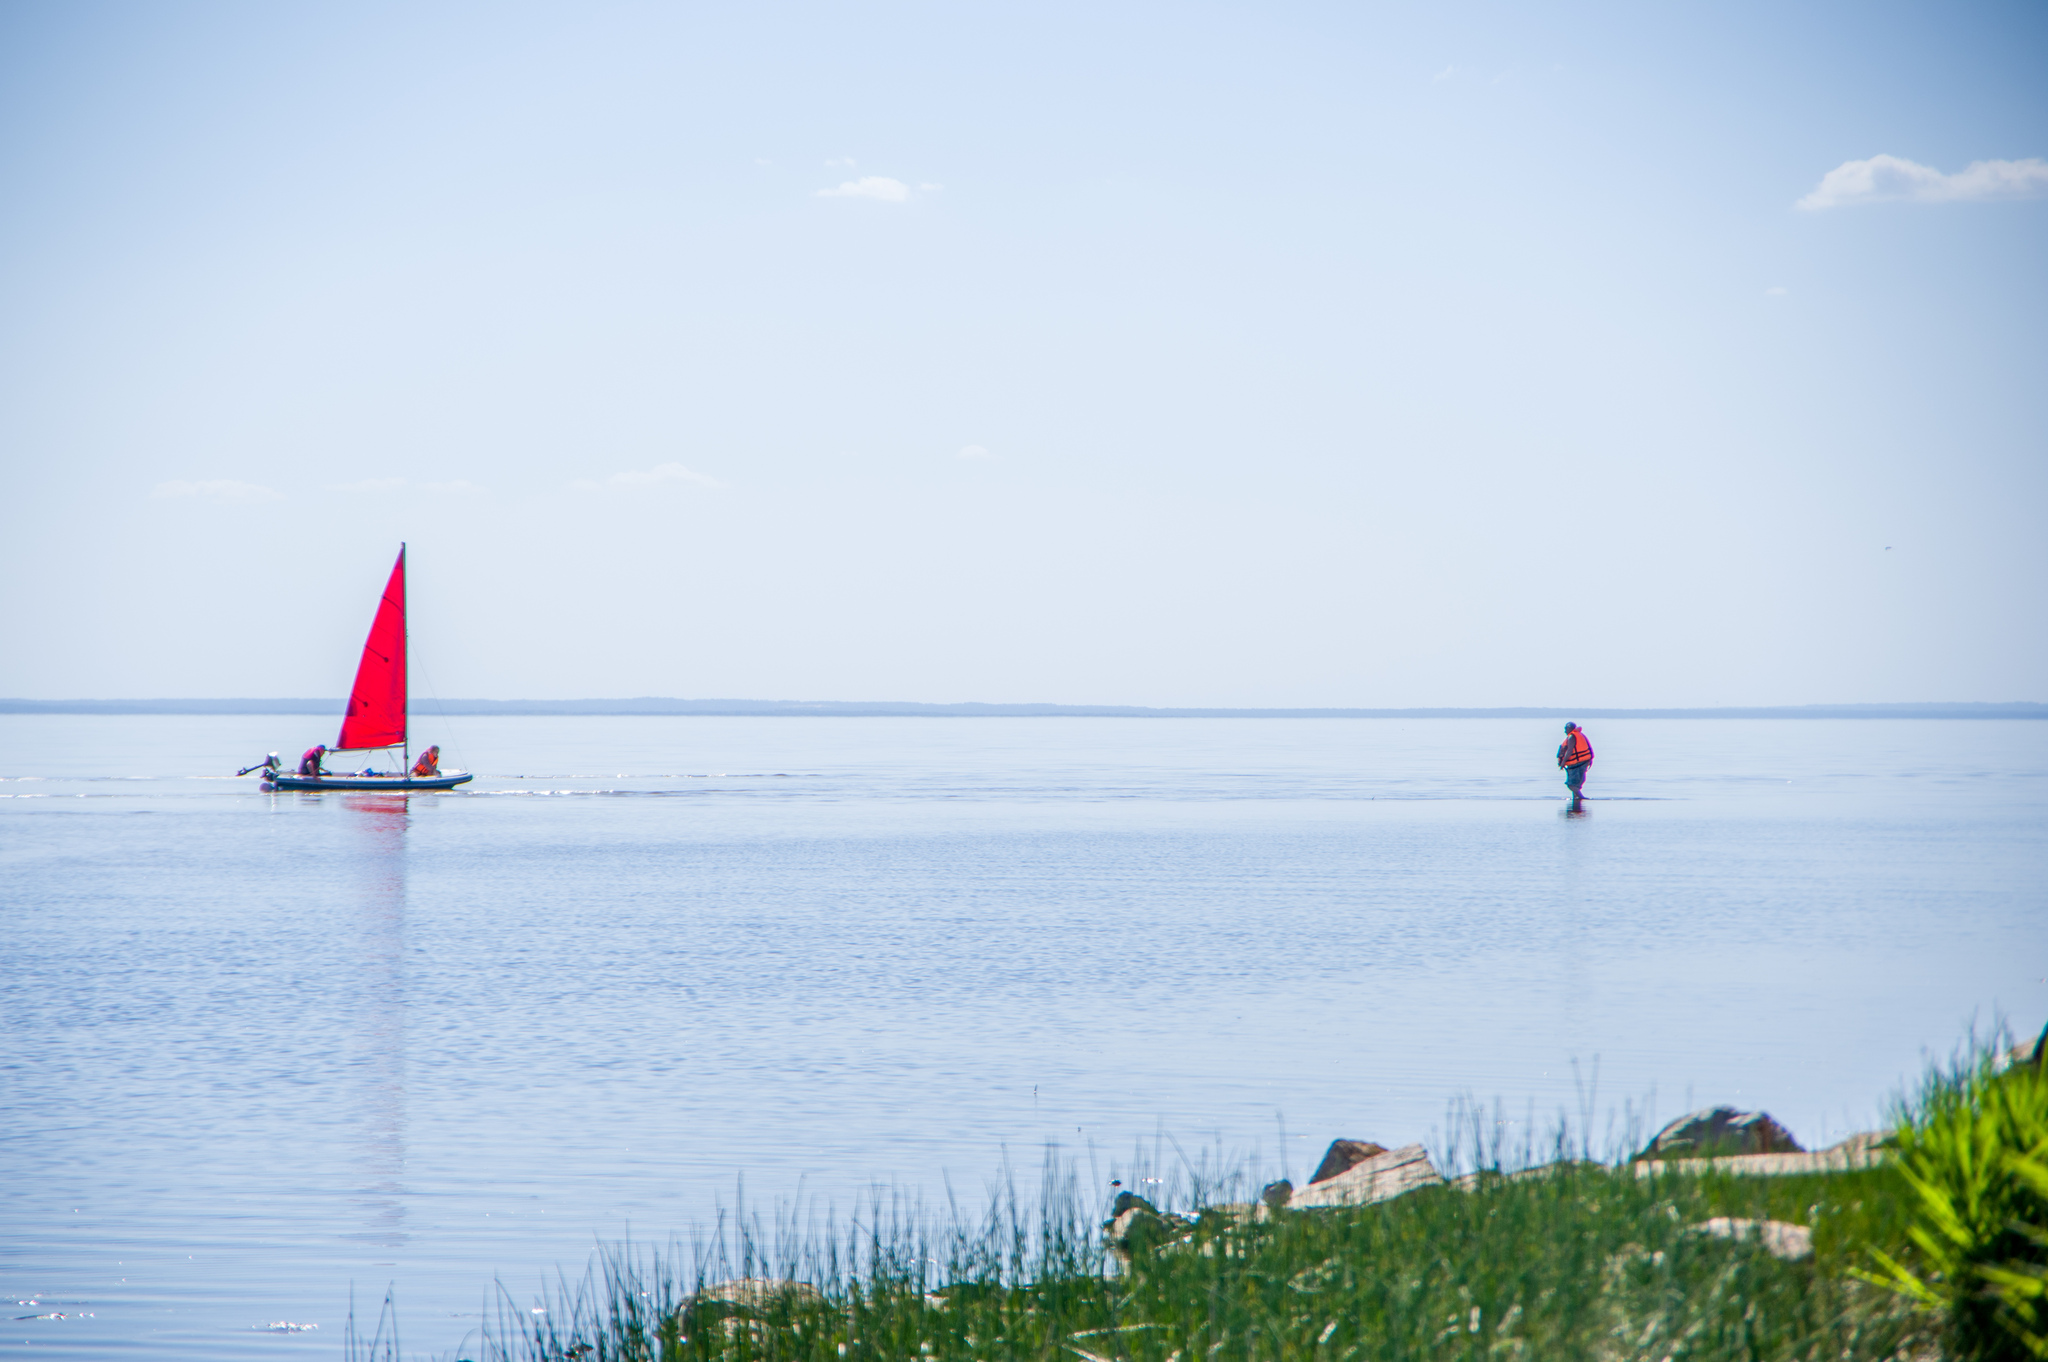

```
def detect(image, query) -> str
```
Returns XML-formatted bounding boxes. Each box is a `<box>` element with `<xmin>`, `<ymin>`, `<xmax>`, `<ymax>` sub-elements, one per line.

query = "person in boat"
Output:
<box><xmin>298</xmin><ymin>744</ymin><xmax>328</xmax><ymax>777</ymax></box>
<box><xmin>1556</xmin><ymin>722</ymin><xmax>1594</xmax><ymax>801</ymax></box>
<box><xmin>410</xmin><ymin>746</ymin><xmax>441</xmax><ymax>778</ymax></box>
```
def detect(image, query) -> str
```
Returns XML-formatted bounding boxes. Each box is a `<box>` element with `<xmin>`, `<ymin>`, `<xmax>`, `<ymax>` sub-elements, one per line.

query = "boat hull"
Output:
<box><xmin>263</xmin><ymin>773</ymin><xmax>474</xmax><ymax>791</ymax></box>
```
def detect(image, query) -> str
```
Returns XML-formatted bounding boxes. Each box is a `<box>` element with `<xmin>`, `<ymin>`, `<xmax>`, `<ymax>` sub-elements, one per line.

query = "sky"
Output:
<box><xmin>1</xmin><ymin>0</ymin><xmax>2043</xmax><ymax>707</ymax></box>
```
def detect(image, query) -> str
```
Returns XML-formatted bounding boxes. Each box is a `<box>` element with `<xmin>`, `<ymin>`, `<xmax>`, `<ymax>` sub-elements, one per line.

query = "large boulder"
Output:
<box><xmin>1308</xmin><ymin>1139</ymin><xmax>1389</xmax><ymax>1185</ymax></box>
<box><xmin>1285</xmin><ymin>1144</ymin><xmax>1443</xmax><ymax>1209</ymax></box>
<box><xmin>1638</xmin><ymin>1108</ymin><xmax>1803</xmax><ymax>1160</ymax></box>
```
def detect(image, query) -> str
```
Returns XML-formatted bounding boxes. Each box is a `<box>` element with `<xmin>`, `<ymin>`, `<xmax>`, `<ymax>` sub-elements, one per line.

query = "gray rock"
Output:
<box><xmin>1632</xmin><ymin>1144</ymin><xmax>1887</xmax><ymax>1178</ymax></box>
<box><xmin>1102</xmin><ymin>1205</ymin><xmax>1191</xmax><ymax>1254</ymax></box>
<box><xmin>1638</xmin><ymin>1107</ymin><xmax>1803</xmax><ymax>1160</ymax></box>
<box><xmin>1285</xmin><ymin>1144</ymin><xmax>1443</xmax><ymax>1209</ymax></box>
<box><xmin>1308</xmin><ymin>1139</ymin><xmax>1389</xmax><ymax>1185</ymax></box>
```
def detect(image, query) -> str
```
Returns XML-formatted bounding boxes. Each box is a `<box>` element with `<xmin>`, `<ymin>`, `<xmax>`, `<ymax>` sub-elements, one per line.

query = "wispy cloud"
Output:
<box><xmin>817</xmin><ymin>176</ymin><xmax>912</xmax><ymax>202</ymax></box>
<box><xmin>1797</xmin><ymin>154</ymin><xmax>2048</xmax><ymax>210</ymax></box>
<box><xmin>151</xmin><ymin>479</ymin><xmax>283</xmax><ymax>504</ymax></box>
<box><xmin>1764</xmin><ymin>286</ymin><xmax>1789</xmax><ymax>297</ymax></box>
<box><xmin>824</xmin><ymin>156</ymin><xmax>858</xmax><ymax>170</ymax></box>
<box><xmin>571</xmin><ymin>462</ymin><xmax>725</xmax><ymax>491</ymax></box>
<box><xmin>327</xmin><ymin>476</ymin><xmax>483</xmax><ymax>494</ymax></box>
<box><xmin>956</xmin><ymin>444</ymin><xmax>998</xmax><ymax>461</ymax></box>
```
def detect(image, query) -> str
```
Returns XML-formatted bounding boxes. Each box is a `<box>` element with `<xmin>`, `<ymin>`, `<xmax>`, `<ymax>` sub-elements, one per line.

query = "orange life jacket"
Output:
<box><xmin>411</xmin><ymin>748</ymin><xmax>439</xmax><ymax>777</ymax></box>
<box><xmin>1560</xmin><ymin>731</ymin><xmax>1593</xmax><ymax>767</ymax></box>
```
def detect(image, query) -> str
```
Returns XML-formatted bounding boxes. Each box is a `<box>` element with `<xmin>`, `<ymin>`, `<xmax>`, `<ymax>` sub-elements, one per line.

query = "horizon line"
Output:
<box><xmin>2</xmin><ymin>698</ymin><xmax>2044</xmax><ymax>719</ymax></box>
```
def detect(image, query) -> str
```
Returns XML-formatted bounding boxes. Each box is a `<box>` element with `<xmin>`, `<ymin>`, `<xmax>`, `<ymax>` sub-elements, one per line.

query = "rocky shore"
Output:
<box><xmin>1098</xmin><ymin>1024</ymin><xmax>2048</xmax><ymax>1269</ymax></box>
<box><xmin>1102</xmin><ymin>1105</ymin><xmax>1891</xmax><ymax>1264</ymax></box>
<box><xmin>498</xmin><ymin>1028</ymin><xmax>2048</xmax><ymax>1362</ymax></box>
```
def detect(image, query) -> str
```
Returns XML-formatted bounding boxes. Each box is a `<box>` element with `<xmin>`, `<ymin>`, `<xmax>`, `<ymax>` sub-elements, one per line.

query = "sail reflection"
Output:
<box><xmin>343</xmin><ymin>793</ymin><xmax>410</xmax><ymax>1249</ymax></box>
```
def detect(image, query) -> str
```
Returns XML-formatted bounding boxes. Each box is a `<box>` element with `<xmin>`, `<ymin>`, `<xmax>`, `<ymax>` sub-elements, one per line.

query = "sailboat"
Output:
<box><xmin>263</xmin><ymin>545</ymin><xmax>474</xmax><ymax>792</ymax></box>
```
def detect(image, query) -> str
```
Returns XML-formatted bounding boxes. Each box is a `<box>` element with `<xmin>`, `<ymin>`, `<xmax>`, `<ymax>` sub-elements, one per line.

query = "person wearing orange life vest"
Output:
<box><xmin>298</xmin><ymin>744</ymin><xmax>328</xmax><ymax>777</ymax></box>
<box><xmin>410</xmin><ymin>746</ymin><xmax>441</xmax><ymax>778</ymax></box>
<box><xmin>1556</xmin><ymin>723</ymin><xmax>1593</xmax><ymax>799</ymax></box>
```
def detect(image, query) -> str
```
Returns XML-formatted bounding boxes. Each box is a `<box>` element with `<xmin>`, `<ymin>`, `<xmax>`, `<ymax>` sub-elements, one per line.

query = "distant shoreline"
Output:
<box><xmin>2</xmin><ymin>699</ymin><xmax>2043</xmax><ymax>719</ymax></box>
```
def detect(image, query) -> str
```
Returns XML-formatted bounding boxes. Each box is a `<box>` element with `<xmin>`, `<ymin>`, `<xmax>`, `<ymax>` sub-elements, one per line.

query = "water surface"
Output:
<box><xmin>3</xmin><ymin>715</ymin><xmax>2043</xmax><ymax>1357</ymax></box>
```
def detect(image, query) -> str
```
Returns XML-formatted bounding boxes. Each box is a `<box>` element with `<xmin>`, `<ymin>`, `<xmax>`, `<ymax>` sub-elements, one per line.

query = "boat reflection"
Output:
<box><xmin>342</xmin><ymin>792</ymin><xmax>410</xmax><ymax>1249</ymax></box>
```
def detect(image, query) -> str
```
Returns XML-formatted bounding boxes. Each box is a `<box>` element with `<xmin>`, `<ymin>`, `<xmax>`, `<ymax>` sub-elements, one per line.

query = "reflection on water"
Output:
<box><xmin>343</xmin><ymin>794</ymin><xmax>409</xmax><ymax>1250</ymax></box>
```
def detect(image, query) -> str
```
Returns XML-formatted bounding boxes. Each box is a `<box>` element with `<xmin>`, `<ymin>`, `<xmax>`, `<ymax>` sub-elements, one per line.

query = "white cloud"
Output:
<box><xmin>817</xmin><ymin>176</ymin><xmax>911</xmax><ymax>202</ymax></box>
<box><xmin>956</xmin><ymin>444</ymin><xmax>997</xmax><ymax>461</ymax></box>
<box><xmin>1796</xmin><ymin>154</ymin><xmax>2048</xmax><ymax>210</ymax></box>
<box><xmin>151</xmin><ymin>479</ymin><xmax>283</xmax><ymax>504</ymax></box>
<box><xmin>571</xmin><ymin>462</ymin><xmax>725</xmax><ymax>491</ymax></box>
<box><xmin>919</xmin><ymin>182</ymin><xmax>942</xmax><ymax>192</ymax></box>
<box><xmin>1764</xmin><ymin>286</ymin><xmax>1789</xmax><ymax>296</ymax></box>
<box><xmin>825</xmin><ymin>157</ymin><xmax>857</xmax><ymax>170</ymax></box>
<box><xmin>326</xmin><ymin>476</ymin><xmax>483</xmax><ymax>494</ymax></box>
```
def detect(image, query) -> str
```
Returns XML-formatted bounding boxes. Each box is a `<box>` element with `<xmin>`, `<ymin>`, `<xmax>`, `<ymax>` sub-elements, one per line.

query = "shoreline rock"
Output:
<box><xmin>1637</xmin><ymin>1107</ymin><xmax>1803</xmax><ymax>1161</ymax></box>
<box><xmin>1307</xmin><ymin>1139</ymin><xmax>1388</xmax><ymax>1185</ymax></box>
<box><xmin>1111</xmin><ymin>1112</ymin><xmax>1893</xmax><ymax>1247</ymax></box>
<box><xmin>1286</xmin><ymin>1144</ymin><xmax>1443</xmax><ymax>1209</ymax></box>
<box><xmin>1632</xmin><ymin>1138</ymin><xmax>1889</xmax><ymax>1178</ymax></box>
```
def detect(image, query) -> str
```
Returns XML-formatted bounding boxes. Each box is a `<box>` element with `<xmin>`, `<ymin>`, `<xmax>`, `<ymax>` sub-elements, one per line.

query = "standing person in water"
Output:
<box><xmin>1556</xmin><ymin>723</ymin><xmax>1593</xmax><ymax>801</ymax></box>
<box><xmin>298</xmin><ymin>744</ymin><xmax>328</xmax><ymax>778</ymax></box>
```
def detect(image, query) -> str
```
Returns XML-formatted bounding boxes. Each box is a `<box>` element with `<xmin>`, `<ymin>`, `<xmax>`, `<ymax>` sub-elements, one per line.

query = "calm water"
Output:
<box><xmin>3</xmin><ymin>715</ymin><xmax>2044</xmax><ymax>1358</ymax></box>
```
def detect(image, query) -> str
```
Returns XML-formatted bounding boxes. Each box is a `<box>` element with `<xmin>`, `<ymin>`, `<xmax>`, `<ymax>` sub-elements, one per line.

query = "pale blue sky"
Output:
<box><xmin>2</xmin><ymin>1</ymin><xmax>2043</xmax><ymax>705</ymax></box>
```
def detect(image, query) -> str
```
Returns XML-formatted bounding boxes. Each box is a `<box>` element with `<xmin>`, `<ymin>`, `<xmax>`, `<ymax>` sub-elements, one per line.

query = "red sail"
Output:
<box><xmin>336</xmin><ymin>548</ymin><xmax>407</xmax><ymax>750</ymax></box>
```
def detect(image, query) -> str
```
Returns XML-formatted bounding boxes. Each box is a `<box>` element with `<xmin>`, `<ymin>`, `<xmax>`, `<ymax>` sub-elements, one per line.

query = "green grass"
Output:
<box><xmin>1859</xmin><ymin>1046</ymin><xmax>2048</xmax><ymax>1360</ymax></box>
<box><xmin>448</xmin><ymin>1155</ymin><xmax>1928</xmax><ymax>1362</ymax></box>
<box><xmin>370</xmin><ymin>1039</ymin><xmax>2048</xmax><ymax>1362</ymax></box>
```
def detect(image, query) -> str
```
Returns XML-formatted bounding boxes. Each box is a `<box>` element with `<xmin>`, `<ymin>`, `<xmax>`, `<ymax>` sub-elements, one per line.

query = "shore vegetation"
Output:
<box><xmin>351</xmin><ymin>1034</ymin><xmax>2048</xmax><ymax>1362</ymax></box>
